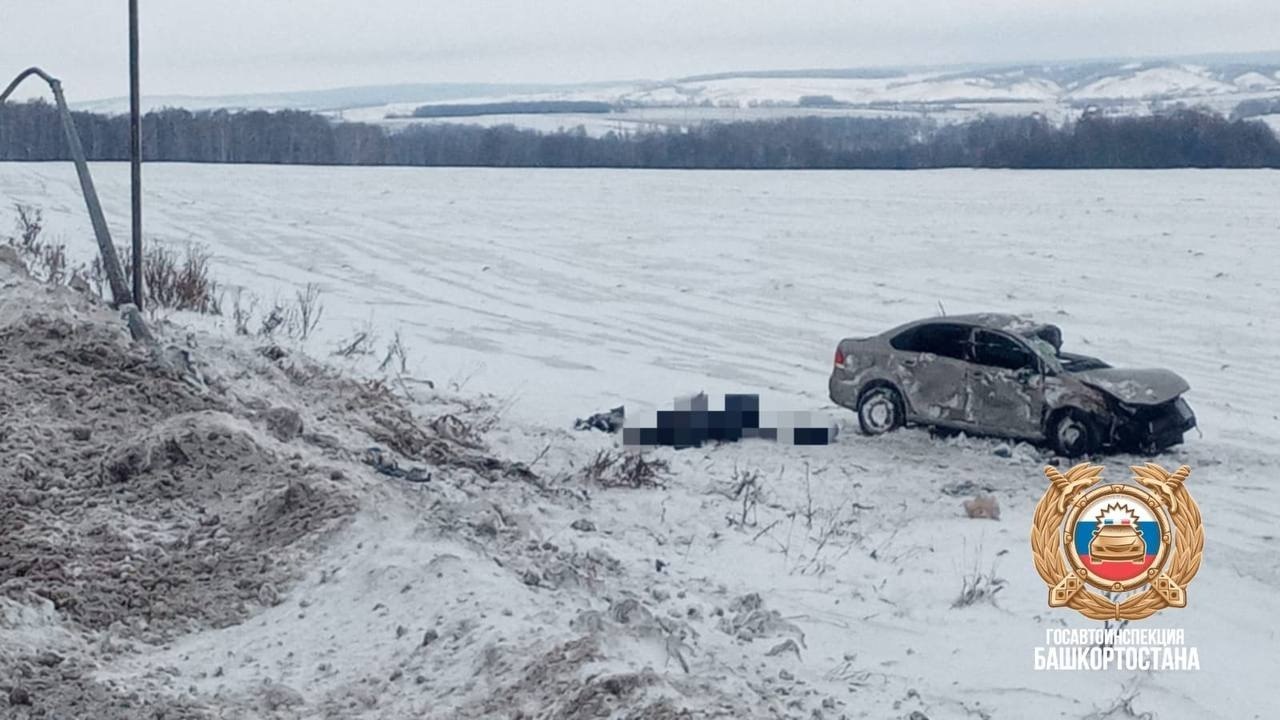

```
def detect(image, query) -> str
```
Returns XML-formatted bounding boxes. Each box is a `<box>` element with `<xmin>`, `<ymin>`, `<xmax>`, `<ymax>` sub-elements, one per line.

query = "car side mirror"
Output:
<box><xmin>1016</xmin><ymin>366</ymin><xmax>1036</xmax><ymax>383</ymax></box>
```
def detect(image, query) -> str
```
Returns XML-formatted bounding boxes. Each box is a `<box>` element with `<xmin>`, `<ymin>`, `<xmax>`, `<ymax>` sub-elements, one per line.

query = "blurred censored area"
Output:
<box><xmin>623</xmin><ymin>393</ymin><xmax>836</xmax><ymax>449</ymax></box>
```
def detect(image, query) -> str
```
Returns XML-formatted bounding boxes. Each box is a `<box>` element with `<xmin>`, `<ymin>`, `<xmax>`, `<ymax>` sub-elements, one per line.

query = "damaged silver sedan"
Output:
<box><xmin>828</xmin><ymin>314</ymin><xmax>1196</xmax><ymax>456</ymax></box>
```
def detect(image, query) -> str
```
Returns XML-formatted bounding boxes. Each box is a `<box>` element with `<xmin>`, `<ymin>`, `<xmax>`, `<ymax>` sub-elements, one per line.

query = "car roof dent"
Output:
<box><xmin>890</xmin><ymin>313</ymin><xmax>1057</xmax><ymax>339</ymax></box>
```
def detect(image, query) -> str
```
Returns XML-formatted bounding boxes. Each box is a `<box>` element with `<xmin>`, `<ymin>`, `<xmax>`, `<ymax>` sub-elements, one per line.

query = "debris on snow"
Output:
<box><xmin>767</xmin><ymin>638</ymin><xmax>803</xmax><ymax>660</ymax></box>
<box><xmin>573</xmin><ymin>405</ymin><xmax>625</xmax><ymax>433</ymax></box>
<box><xmin>963</xmin><ymin>494</ymin><xmax>1001</xmax><ymax>520</ymax></box>
<box><xmin>718</xmin><ymin>593</ymin><xmax>806</xmax><ymax>647</ymax></box>
<box><xmin>362</xmin><ymin>446</ymin><xmax>432</xmax><ymax>482</ymax></box>
<box><xmin>941</xmin><ymin>479</ymin><xmax>995</xmax><ymax>496</ymax></box>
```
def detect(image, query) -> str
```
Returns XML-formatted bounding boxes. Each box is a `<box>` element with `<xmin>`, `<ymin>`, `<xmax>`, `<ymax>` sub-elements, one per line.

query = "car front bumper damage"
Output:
<box><xmin>1107</xmin><ymin>396</ymin><xmax>1196</xmax><ymax>451</ymax></box>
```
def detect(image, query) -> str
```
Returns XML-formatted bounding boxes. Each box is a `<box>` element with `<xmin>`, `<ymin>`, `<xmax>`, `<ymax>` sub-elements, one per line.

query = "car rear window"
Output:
<box><xmin>891</xmin><ymin>323</ymin><xmax>970</xmax><ymax>360</ymax></box>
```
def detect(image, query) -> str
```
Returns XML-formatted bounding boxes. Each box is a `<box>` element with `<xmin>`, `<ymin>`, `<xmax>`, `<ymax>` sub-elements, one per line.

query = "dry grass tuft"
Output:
<box><xmin>581</xmin><ymin>449</ymin><xmax>669</xmax><ymax>489</ymax></box>
<box><xmin>250</xmin><ymin>284</ymin><xmax>327</xmax><ymax>339</ymax></box>
<box><xmin>712</xmin><ymin>465</ymin><xmax>765</xmax><ymax>528</ymax></box>
<box><xmin>231</xmin><ymin>288</ymin><xmax>256</xmax><ymax>335</ymax></box>
<box><xmin>5</xmin><ymin>204</ymin><xmax>71</xmax><ymax>285</ymax></box>
<box><xmin>333</xmin><ymin>322</ymin><xmax>377</xmax><ymax>357</ymax></box>
<box><xmin>1083</xmin><ymin>681</ymin><xmax>1154</xmax><ymax>720</ymax></box>
<box><xmin>88</xmin><ymin>241</ymin><xmax>223</xmax><ymax>315</ymax></box>
<box><xmin>952</xmin><ymin>544</ymin><xmax>1007</xmax><ymax>608</ymax></box>
<box><xmin>293</xmin><ymin>282</ymin><xmax>324</xmax><ymax>339</ymax></box>
<box><xmin>379</xmin><ymin>331</ymin><xmax>409</xmax><ymax>373</ymax></box>
<box><xmin>6</xmin><ymin>204</ymin><xmax>223</xmax><ymax>316</ymax></box>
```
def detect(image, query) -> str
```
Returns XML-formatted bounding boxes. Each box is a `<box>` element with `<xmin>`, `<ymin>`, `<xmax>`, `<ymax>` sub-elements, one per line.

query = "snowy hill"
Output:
<box><xmin>340</xmin><ymin>58</ymin><xmax>1280</xmax><ymax>137</ymax></box>
<box><xmin>72</xmin><ymin>55</ymin><xmax>1280</xmax><ymax>137</ymax></box>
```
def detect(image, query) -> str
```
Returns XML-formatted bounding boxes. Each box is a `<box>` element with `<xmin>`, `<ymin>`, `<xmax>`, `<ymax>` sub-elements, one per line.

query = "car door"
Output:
<box><xmin>966</xmin><ymin>329</ymin><xmax>1044</xmax><ymax>438</ymax></box>
<box><xmin>890</xmin><ymin>323</ymin><xmax>972</xmax><ymax>425</ymax></box>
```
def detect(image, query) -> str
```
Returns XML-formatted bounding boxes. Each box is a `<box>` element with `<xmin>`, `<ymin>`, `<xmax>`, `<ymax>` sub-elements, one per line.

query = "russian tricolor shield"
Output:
<box><xmin>1073</xmin><ymin>495</ymin><xmax>1162</xmax><ymax>582</ymax></box>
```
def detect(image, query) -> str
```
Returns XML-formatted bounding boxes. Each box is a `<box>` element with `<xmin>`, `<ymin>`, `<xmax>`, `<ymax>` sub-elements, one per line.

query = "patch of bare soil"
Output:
<box><xmin>0</xmin><ymin>264</ymin><xmax>371</xmax><ymax>717</ymax></box>
<box><xmin>0</xmin><ymin>314</ymin><xmax>339</xmax><ymax>634</ymax></box>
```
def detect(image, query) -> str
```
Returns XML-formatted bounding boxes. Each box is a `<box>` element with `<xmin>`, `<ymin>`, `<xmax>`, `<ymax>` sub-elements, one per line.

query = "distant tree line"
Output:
<box><xmin>1232</xmin><ymin>97</ymin><xmax>1280</xmax><ymax>120</ymax></box>
<box><xmin>798</xmin><ymin>95</ymin><xmax>848</xmax><ymax>108</ymax></box>
<box><xmin>2</xmin><ymin>100</ymin><xmax>1278</xmax><ymax>168</ymax></box>
<box><xmin>406</xmin><ymin>101</ymin><xmax>613</xmax><ymax>118</ymax></box>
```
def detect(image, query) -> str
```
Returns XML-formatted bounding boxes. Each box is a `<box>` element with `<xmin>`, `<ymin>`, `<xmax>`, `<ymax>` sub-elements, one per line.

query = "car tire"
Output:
<box><xmin>857</xmin><ymin>385</ymin><xmax>904</xmax><ymax>436</ymax></box>
<box><xmin>1049</xmin><ymin>409</ymin><xmax>1098</xmax><ymax>458</ymax></box>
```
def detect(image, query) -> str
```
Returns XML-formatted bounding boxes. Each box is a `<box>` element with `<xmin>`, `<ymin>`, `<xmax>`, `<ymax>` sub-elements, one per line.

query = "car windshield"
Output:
<box><xmin>1026</xmin><ymin>336</ymin><xmax>1064</xmax><ymax>374</ymax></box>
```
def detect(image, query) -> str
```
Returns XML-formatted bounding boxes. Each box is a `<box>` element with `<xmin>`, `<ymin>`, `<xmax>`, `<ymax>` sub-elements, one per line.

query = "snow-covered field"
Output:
<box><xmin>5</xmin><ymin>164</ymin><xmax>1277</xmax><ymax>443</ymax></box>
<box><xmin>2</xmin><ymin>163</ymin><xmax>1279</xmax><ymax>719</ymax></box>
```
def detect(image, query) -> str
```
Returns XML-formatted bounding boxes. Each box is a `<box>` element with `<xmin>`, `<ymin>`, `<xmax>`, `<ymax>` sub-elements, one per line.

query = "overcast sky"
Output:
<box><xmin>3</xmin><ymin>1</ymin><xmax>1279</xmax><ymax>101</ymax></box>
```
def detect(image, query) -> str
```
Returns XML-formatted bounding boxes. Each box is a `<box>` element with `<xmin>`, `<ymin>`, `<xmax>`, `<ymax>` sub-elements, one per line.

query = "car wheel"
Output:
<box><xmin>857</xmin><ymin>385</ymin><xmax>904</xmax><ymax>436</ymax></box>
<box><xmin>1049</xmin><ymin>409</ymin><xmax>1098</xmax><ymax>457</ymax></box>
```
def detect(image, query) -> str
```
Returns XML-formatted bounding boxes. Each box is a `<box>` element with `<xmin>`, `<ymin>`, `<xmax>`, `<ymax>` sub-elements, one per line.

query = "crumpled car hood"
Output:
<box><xmin>1071</xmin><ymin>368</ymin><xmax>1190</xmax><ymax>405</ymax></box>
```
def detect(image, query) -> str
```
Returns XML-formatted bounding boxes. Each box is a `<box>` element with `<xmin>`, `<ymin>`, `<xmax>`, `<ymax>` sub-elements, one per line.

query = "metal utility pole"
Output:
<box><xmin>1</xmin><ymin>68</ymin><xmax>130</xmax><ymax>305</ymax></box>
<box><xmin>1</xmin><ymin>67</ymin><xmax>155</xmax><ymax>343</ymax></box>
<box><xmin>129</xmin><ymin>0</ymin><xmax>143</xmax><ymax>310</ymax></box>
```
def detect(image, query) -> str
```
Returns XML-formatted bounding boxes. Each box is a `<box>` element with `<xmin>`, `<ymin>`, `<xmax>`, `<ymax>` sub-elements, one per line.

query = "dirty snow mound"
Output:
<box><xmin>0</xmin><ymin>260</ymin><xmax>397</xmax><ymax>716</ymax></box>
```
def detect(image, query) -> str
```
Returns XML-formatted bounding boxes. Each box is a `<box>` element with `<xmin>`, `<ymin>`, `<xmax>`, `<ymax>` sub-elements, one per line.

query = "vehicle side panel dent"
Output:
<box><xmin>1043</xmin><ymin>378</ymin><xmax>1109</xmax><ymax>420</ymax></box>
<box><xmin>967</xmin><ymin>368</ymin><xmax>1043</xmax><ymax>438</ymax></box>
<box><xmin>903</xmin><ymin>354</ymin><xmax>969</xmax><ymax>423</ymax></box>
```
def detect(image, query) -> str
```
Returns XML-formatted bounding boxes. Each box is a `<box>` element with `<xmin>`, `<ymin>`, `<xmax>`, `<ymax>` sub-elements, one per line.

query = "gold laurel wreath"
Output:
<box><xmin>1031</xmin><ymin>462</ymin><xmax>1204</xmax><ymax>620</ymax></box>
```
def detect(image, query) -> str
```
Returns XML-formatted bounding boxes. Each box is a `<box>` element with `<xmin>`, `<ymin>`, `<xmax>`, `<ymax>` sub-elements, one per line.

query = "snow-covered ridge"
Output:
<box><xmin>74</xmin><ymin>58</ymin><xmax>1280</xmax><ymax>124</ymax></box>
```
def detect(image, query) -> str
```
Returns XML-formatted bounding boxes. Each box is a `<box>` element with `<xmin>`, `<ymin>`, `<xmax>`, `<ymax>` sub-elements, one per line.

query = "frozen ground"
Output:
<box><xmin>3</xmin><ymin>164</ymin><xmax>1277</xmax><ymax>445</ymax></box>
<box><xmin>2</xmin><ymin>163</ymin><xmax>1279</xmax><ymax>719</ymax></box>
